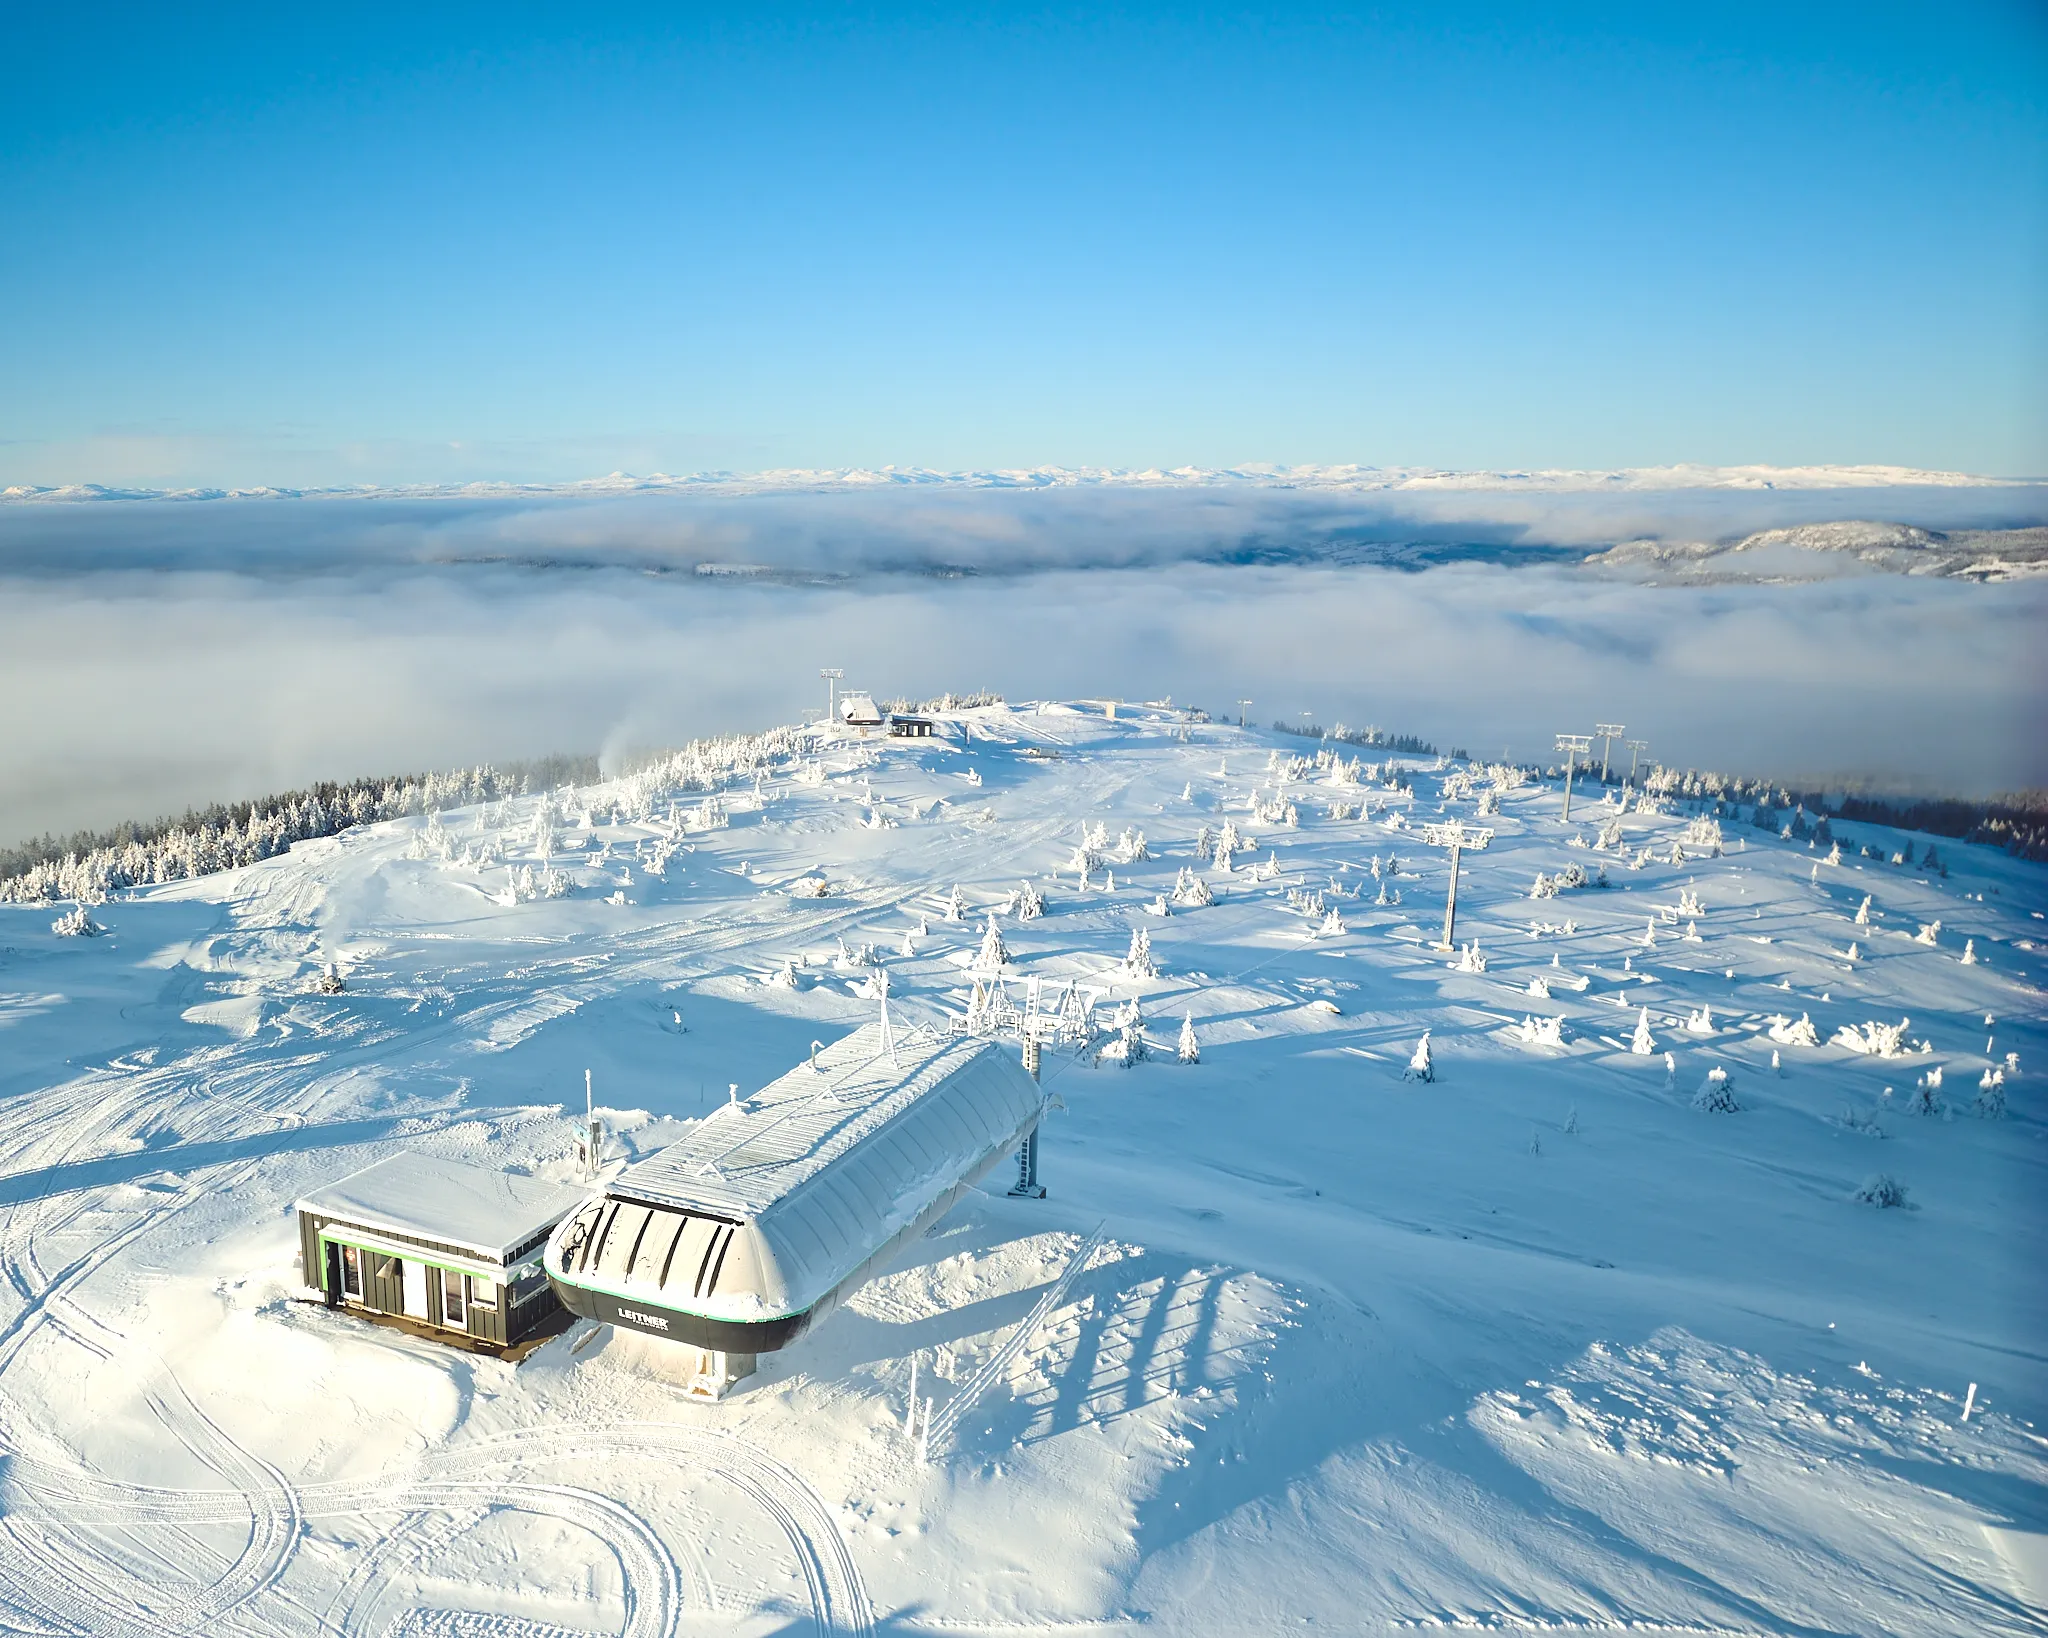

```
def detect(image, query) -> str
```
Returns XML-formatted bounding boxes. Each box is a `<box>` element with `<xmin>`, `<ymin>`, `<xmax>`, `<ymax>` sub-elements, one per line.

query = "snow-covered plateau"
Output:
<box><xmin>1</xmin><ymin>702</ymin><xmax>2042</xmax><ymax>1636</ymax></box>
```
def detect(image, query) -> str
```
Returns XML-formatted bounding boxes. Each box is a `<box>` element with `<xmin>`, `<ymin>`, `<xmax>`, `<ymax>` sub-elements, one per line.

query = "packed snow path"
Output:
<box><xmin>0</xmin><ymin>700</ymin><xmax>2042</xmax><ymax>1635</ymax></box>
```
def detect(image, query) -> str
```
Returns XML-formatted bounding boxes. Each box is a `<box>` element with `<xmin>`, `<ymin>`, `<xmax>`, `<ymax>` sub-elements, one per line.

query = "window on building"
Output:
<box><xmin>469</xmin><ymin>1274</ymin><xmax>497</xmax><ymax>1310</ymax></box>
<box><xmin>442</xmin><ymin>1268</ymin><xmax>466</xmax><ymax>1327</ymax></box>
<box><xmin>340</xmin><ymin>1244</ymin><xmax>362</xmax><ymax>1297</ymax></box>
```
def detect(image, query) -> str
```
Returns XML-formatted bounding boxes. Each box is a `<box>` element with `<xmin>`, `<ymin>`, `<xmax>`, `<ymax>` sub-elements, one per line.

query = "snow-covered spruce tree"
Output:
<box><xmin>50</xmin><ymin>904</ymin><xmax>104</xmax><ymax>937</ymax></box>
<box><xmin>1319</xmin><ymin>906</ymin><xmax>1346</xmax><ymax>937</ymax></box>
<box><xmin>1178</xmin><ymin>1014</ymin><xmax>1199</xmax><ymax>1064</ymax></box>
<box><xmin>1171</xmin><ymin>866</ymin><xmax>1213</xmax><ymax>908</ymax></box>
<box><xmin>1852</xmin><ymin>1173</ymin><xmax>1909</xmax><ymax>1208</ymax></box>
<box><xmin>315</xmin><ymin>961</ymin><xmax>346</xmax><ymax>994</ymax></box>
<box><xmin>1854</xmin><ymin>894</ymin><xmax>1872</xmax><ymax>928</ymax></box>
<box><xmin>1631</xmin><ymin>1007</ymin><xmax>1657</xmax><ymax>1056</ymax></box>
<box><xmin>1122</xmin><ymin>926</ymin><xmax>1158</xmax><ymax>980</ymax></box>
<box><xmin>973</xmin><ymin>914</ymin><xmax>1010</xmax><ymax>974</ymax></box>
<box><xmin>945</xmin><ymin>883</ymin><xmax>967</xmax><ymax>921</ymax></box>
<box><xmin>1692</xmin><ymin>1065</ymin><xmax>1740</xmax><ymax>1113</ymax></box>
<box><xmin>1454</xmin><ymin>941</ymin><xmax>1486</xmax><ymax>974</ymax></box>
<box><xmin>899</xmin><ymin>929</ymin><xmax>917</xmax><ymax>958</ymax></box>
<box><xmin>1769</xmin><ymin>1012</ymin><xmax>1820</xmax><ymax>1048</ymax></box>
<box><xmin>1976</xmin><ymin>1068</ymin><xmax>2007</xmax><ymax>1119</ymax></box>
<box><xmin>1960</xmin><ymin>938</ymin><xmax>1977</xmax><ymax>966</ymax></box>
<box><xmin>1101</xmin><ymin>1002</ymin><xmax>1148</xmax><ymax>1067</ymax></box>
<box><xmin>1904</xmin><ymin>1078</ymin><xmax>1942</xmax><ymax>1117</ymax></box>
<box><xmin>1015</xmin><ymin>879</ymin><xmax>1045</xmax><ymax>920</ymax></box>
<box><xmin>1403</xmin><ymin>1032</ymin><xmax>1434</xmax><ymax>1083</ymax></box>
<box><xmin>1833</xmin><ymin>1017</ymin><xmax>1910</xmax><ymax>1058</ymax></box>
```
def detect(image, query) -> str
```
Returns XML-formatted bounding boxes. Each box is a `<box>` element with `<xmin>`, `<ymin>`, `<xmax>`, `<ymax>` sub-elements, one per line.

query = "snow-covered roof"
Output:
<box><xmin>839</xmin><ymin>692</ymin><xmax>882</xmax><ymax>722</ymax></box>
<box><xmin>564</xmin><ymin>1023</ymin><xmax>1044</xmax><ymax>1322</ymax></box>
<box><xmin>296</xmin><ymin>1153</ymin><xmax>588</xmax><ymax>1263</ymax></box>
<box><xmin>614</xmin><ymin>1024</ymin><xmax>1039</xmax><ymax>1222</ymax></box>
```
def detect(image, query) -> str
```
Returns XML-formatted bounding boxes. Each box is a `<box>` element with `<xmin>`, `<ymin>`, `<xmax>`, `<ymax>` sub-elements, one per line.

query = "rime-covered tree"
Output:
<box><xmin>1692</xmin><ymin>1065</ymin><xmax>1740</xmax><ymax>1113</ymax></box>
<box><xmin>1177</xmin><ymin>1014</ymin><xmax>1199</xmax><ymax>1064</ymax></box>
<box><xmin>1631</xmin><ymin>1007</ymin><xmax>1657</xmax><ymax>1056</ymax></box>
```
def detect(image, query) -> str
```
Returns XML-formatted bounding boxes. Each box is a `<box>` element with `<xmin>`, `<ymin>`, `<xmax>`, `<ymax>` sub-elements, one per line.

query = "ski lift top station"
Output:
<box><xmin>544</xmin><ymin>1022</ymin><xmax>1046</xmax><ymax>1374</ymax></box>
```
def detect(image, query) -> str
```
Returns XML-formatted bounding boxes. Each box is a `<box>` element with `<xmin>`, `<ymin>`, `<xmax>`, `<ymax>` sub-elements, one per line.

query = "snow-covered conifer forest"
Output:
<box><xmin>0</xmin><ymin>699</ymin><xmax>2041</xmax><ymax>1635</ymax></box>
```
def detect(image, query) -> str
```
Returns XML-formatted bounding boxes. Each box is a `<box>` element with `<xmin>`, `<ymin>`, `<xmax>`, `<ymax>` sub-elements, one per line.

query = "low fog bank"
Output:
<box><xmin>5</xmin><ymin>559</ymin><xmax>2042</xmax><ymax>847</ymax></box>
<box><xmin>2</xmin><ymin>481</ymin><xmax>2044</xmax><ymax>580</ymax></box>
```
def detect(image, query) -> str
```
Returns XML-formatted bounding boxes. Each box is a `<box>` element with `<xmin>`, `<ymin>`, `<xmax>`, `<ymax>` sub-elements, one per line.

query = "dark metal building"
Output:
<box><xmin>296</xmin><ymin>1153</ymin><xmax>587</xmax><ymax>1351</ymax></box>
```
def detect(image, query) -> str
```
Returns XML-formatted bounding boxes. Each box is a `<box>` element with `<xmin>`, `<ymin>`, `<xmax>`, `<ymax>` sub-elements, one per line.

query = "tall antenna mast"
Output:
<box><xmin>1421</xmin><ymin>819</ymin><xmax>1493</xmax><ymax>951</ymax></box>
<box><xmin>1595</xmin><ymin>723</ymin><xmax>1625</xmax><ymax>784</ymax></box>
<box><xmin>876</xmin><ymin>966</ymin><xmax>897</xmax><ymax>1066</ymax></box>
<box><xmin>1555</xmin><ymin>733</ymin><xmax>1593</xmax><ymax>823</ymax></box>
<box><xmin>582</xmin><ymin>1068</ymin><xmax>601</xmax><ymax>1181</ymax></box>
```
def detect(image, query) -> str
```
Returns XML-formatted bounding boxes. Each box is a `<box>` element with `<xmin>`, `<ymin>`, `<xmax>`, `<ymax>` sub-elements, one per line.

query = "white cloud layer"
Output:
<box><xmin>5</xmin><ymin>535</ymin><xmax>2043</xmax><ymax>845</ymax></box>
<box><xmin>4</xmin><ymin>482</ymin><xmax>2043</xmax><ymax>844</ymax></box>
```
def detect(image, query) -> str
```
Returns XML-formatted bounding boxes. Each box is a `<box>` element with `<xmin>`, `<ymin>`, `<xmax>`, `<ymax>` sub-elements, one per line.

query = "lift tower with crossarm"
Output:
<box><xmin>1421</xmin><ymin>819</ymin><xmax>1494</xmax><ymax>951</ymax></box>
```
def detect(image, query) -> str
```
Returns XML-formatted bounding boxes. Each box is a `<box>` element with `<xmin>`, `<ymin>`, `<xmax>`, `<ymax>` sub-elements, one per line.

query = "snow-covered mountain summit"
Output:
<box><xmin>1</xmin><ymin>701</ymin><xmax>2041</xmax><ymax>1633</ymax></box>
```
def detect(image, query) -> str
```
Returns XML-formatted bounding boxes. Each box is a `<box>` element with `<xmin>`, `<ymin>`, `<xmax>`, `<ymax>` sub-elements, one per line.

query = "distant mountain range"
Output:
<box><xmin>3</xmin><ymin>461</ymin><xmax>2033</xmax><ymax>505</ymax></box>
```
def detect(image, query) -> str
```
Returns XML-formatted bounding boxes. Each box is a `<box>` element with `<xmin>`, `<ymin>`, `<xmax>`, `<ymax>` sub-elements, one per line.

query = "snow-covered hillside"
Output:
<box><xmin>1</xmin><ymin>702</ymin><xmax>2042</xmax><ymax>1635</ymax></box>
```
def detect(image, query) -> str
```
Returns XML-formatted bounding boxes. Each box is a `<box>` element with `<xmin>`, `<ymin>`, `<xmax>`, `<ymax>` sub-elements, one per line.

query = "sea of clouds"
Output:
<box><xmin>4</xmin><ymin>478</ymin><xmax>2043</xmax><ymax>844</ymax></box>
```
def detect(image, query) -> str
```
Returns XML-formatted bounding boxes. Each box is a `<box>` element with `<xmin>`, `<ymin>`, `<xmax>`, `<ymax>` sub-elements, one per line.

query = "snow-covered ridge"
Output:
<box><xmin>1</xmin><ymin>460</ymin><xmax>2027</xmax><ymax>505</ymax></box>
<box><xmin>1588</xmin><ymin>520</ymin><xmax>2048</xmax><ymax>584</ymax></box>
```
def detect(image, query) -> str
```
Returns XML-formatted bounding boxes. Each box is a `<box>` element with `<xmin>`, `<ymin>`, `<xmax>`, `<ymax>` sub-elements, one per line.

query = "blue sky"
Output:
<box><xmin>3</xmin><ymin>3</ymin><xmax>2043</xmax><ymax>486</ymax></box>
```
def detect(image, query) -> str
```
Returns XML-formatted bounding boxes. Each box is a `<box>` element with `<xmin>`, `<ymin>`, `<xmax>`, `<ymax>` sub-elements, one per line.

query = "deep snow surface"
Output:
<box><xmin>0</xmin><ymin>703</ymin><xmax>2043</xmax><ymax>1635</ymax></box>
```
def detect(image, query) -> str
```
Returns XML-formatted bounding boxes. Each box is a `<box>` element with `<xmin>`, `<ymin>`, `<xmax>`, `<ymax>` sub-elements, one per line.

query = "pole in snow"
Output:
<box><xmin>1555</xmin><ymin>734</ymin><xmax>1593</xmax><ymax>823</ymax></box>
<box><xmin>1962</xmin><ymin>1382</ymin><xmax>1977</xmax><ymax>1422</ymax></box>
<box><xmin>820</xmin><ymin>667</ymin><xmax>843</xmax><ymax>726</ymax></box>
<box><xmin>1595</xmin><ymin>723</ymin><xmax>1625</xmax><ymax>784</ymax></box>
<box><xmin>1421</xmin><ymin>820</ymin><xmax>1494</xmax><ymax>951</ymax></box>
<box><xmin>1236</xmin><ymin>699</ymin><xmax>1253</xmax><ymax>729</ymax></box>
<box><xmin>1626</xmin><ymin>738</ymin><xmax>1649</xmax><ymax>787</ymax></box>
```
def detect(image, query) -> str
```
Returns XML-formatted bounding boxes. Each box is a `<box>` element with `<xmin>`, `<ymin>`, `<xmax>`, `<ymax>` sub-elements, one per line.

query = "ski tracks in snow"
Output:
<box><xmin>0</xmin><ymin>1421</ymin><xmax>876</xmax><ymax>1638</ymax></box>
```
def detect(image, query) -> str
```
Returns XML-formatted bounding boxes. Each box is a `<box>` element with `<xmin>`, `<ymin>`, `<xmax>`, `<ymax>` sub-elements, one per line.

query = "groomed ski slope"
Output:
<box><xmin>0</xmin><ymin>699</ymin><xmax>2042</xmax><ymax>1636</ymax></box>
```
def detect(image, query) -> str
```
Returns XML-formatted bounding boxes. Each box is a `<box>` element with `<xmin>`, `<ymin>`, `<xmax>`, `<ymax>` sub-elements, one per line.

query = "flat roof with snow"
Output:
<box><xmin>296</xmin><ymin>1152</ymin><xmax>588</xmax><ymax>1264</ymax></box>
